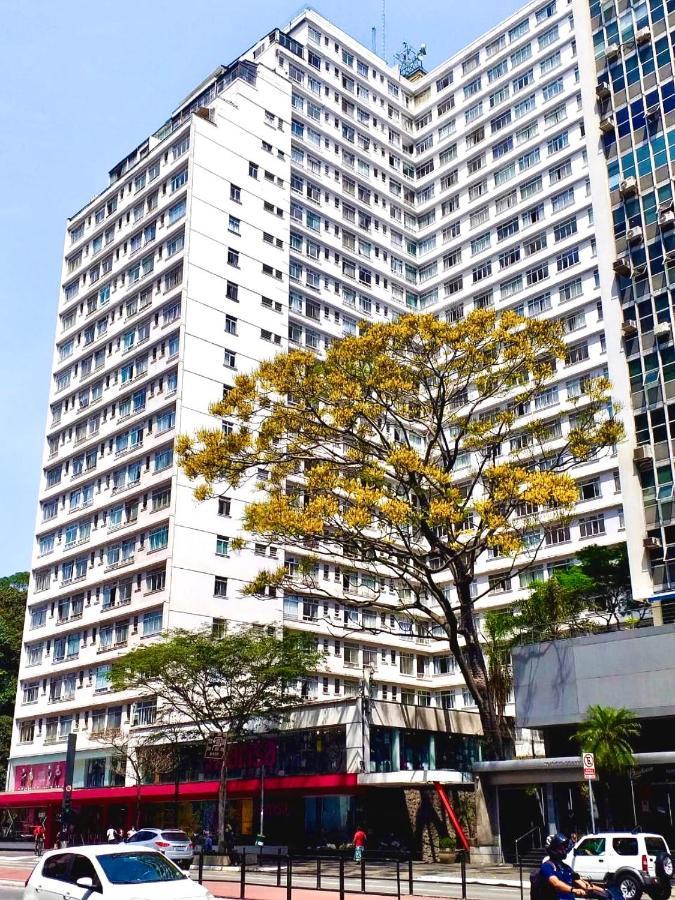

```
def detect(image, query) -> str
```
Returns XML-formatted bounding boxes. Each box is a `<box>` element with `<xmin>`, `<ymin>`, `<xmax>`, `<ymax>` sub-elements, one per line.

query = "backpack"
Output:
<box><xmin>530</xmin><ymin>868</ymin><xmax>557</xmax><ymax>900</ymax></box>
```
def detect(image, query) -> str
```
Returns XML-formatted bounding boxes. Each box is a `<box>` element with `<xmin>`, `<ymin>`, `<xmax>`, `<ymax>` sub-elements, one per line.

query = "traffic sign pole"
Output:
<box><xmin>582</xmin><ymin>753</ymin><xmax>596</xmax><ymax>833</ymax></box>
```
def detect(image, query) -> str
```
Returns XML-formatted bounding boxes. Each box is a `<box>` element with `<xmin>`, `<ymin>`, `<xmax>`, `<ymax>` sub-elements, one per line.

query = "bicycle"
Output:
<box><xmin>34</xmin><ymin>835</ymin><xmax>45</xmax><ymax>857</ymax></box>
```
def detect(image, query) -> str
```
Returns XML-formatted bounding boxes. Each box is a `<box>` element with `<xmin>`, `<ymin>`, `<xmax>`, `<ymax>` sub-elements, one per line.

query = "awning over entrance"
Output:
<box><xmin>474</xmin><ymin>756</ymin><xmax>584</xmax><ymax>785</ymax></box>
<box><xmin>475</xmin><ymin>752</ymin><xmax>675</xmax><ymax>786</ymax></box>
<box><xmin>357</xmin><ymin>769</ymin><xmax>471</xmax><ymax>788</ymax></box>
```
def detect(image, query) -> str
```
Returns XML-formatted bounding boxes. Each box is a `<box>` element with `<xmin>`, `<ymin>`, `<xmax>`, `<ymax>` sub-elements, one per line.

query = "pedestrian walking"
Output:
<box><xmin>106</xmin><ymin>826</ymin><xmax>117</xmax><ymax>844</ymax></box>
<box><xmin>352</xmin><ymin>826</ymin><xmax>367</xmax><ymax>862</ymax></box>
<box><xmin>224</xmin><ymin>822</ymin><xmax>237</xmax><ymax>864</ymax></box>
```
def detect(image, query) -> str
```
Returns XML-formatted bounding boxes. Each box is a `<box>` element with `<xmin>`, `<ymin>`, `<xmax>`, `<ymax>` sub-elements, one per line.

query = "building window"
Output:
<box><xmin>218</xmin><ymin>496</ymin><xmax>231</xmax><ymax>516</ymax></box>
<box><xmin>230</xmin><ymin>184</ymin><xmax>241</xmax><ymax>202</ymax></box>
<box><xmin>216</xmin><ymin>535</ymin><xmax>229</xmax><ymax>556</ymax></box>
<box><xmin>143</xmin><ymin>610</ymin><xmax>163</xmax><ymax>637</ymax></box>
<box><xmin>214</xmin><ymin>576</ymin><xmax>228</xmax><ymax>597</ymax></box>
<box><xmin>579</xmin><ymin>514</ymin><xmax>606</xmax><ymax>538</ymax></box>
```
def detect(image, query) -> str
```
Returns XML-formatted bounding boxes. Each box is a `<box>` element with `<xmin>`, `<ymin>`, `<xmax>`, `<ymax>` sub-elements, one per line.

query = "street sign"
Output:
<box><xmin>205</xmin><ymin>734</ymin><xmax>226</xmax><ymax>760</ymax></box>
<box><xmin>583</xmin><ymin>752</ymin><xmax>596</xmax><ymax>779</ymax></box>
<box><xmin>582</xmin><ymin>752</ymin><xmax>597</xmax><ymax>833</ymax></box>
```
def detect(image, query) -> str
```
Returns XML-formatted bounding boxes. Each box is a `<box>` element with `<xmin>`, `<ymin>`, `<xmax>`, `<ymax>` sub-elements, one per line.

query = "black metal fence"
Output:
<box><xmin>196</xmin><ymin>848</ymin><xmax>469</xmax><ymax>899</ymax></box>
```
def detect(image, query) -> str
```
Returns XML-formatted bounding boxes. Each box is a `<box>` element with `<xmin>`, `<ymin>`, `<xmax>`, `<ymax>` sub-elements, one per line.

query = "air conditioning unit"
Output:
<box><xmin>666</xmin><ymin>249</ymin><xmax>675</xmax><ymax>265</ymax></box>
<box><xmin>599</xmin><ymin>114</ymin><xmax>616</xmax><ymax>133</ymax></box>
<box><xmin>627</xmin><ymin>226</ymin><xmax>643</xmax><ymax>243</ymax></box>
<box><xmin>659</xmin><ymin>210</ymin><xmax>675</xmax><ymax>229</ymax></box>
<box><xmin>633</xmin><ymin>263</ymin><xmax>648</xmax><ymax>278</ymax></box>
<box><xmin>646</xmin><ymin>104</ymin><xmax>660</xmax><ymax>120</ymax></box>
<box><xmin>655</xmin><ymin>321</ymin><xmax>672</xmax><ymax>339</ymax></box>
<box><xmin>622</xmin><ymin>320</ymin><xmax>638</xmax><ymax>337</ymax></box>
<box><xmin>636</xmin><ymin>26</ymin><xmax>651</xmax><ymax>45</ymax></box>
<box><xmin>619</xmin><ymin>176</ymin><xmax>637</xmax><ymax>198</ymax></box>
<box><xmin>659</xmin><ymin>199</ymin><xmax>674</xmax><ymax>213</ymax></box>
<box><xmin>634</xmin><ymin>445</ymin><xmax>654</xmax><ymax>466</ymax></box>
<box><xmin>613</xmin><ymin>256</ymin><xmax>632</xmax><ymax>276</ymax></box>
<box><xmin>606</xmin><ymin>43</ymin><xmax>620</xmax><ymax>61</ymax></box>
<box><xmin>596</xmin><ymin>80</ymin><xmax>611</xmax><ymax>100</ymax></box>
<box><xmin>644</xmin><ymin>536</ymin><xmax>662</xmax><ymax>550</ymax></box>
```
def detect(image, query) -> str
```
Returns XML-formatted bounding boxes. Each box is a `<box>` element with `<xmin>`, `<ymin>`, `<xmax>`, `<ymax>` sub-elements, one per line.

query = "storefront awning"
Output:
<box><xmin>0</xmin><ymin>773</ymin><xmax>359</xmax><ymax>808</ymax></box>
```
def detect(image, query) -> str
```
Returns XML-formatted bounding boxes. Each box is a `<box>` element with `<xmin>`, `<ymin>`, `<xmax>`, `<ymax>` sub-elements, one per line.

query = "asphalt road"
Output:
<box><xmin>3</xmin><ymin>887</ymin><xmax>23</xmax><ymax>900</ymax></box>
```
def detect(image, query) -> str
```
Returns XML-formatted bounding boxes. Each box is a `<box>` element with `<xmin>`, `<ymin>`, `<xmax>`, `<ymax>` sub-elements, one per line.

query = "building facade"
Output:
<box><xmin>587</xmin><ymin>0</ymin><xmax>675</xmax><ymax>607</ymax></box>
<box><xmin>4</xmin><ymin>0</ymin><xmax>668</xmax><ymax>847</ymax></box>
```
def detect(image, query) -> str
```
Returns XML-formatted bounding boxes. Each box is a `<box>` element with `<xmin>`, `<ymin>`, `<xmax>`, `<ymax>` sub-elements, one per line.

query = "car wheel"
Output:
<box><xmin>656</xmin><ymin>854</ymin><xmax>674</xmax><ymax>881</ymax></box>
<box><xmin>617</xmin><ymin>873</ymin><xmax>643</xmax><ymax>900</ymax></box>
<box><xmin>648</xmin><ymin>881</ymin><xmax>672</xmax><ymax>900</ymax></box>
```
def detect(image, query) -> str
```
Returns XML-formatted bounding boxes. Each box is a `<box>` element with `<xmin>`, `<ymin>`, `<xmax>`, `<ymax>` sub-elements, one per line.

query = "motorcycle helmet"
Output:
<box><xmin>547</xmin><ymin>833</ymin><xmax>572</xmax><ymax>860</ymax></box>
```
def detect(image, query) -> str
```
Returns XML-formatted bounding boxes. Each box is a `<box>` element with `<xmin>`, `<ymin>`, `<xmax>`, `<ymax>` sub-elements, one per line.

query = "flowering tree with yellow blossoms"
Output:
<box><xmin>177</xmin><ymin>311</ymin><xmax>622</xmax><ymax>760</ymax></box>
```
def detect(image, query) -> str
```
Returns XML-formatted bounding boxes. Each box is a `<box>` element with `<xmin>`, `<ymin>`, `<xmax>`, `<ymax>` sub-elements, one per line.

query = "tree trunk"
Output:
<box><xmin>217</xmin><ymin>742</ymin><xmax>228</xmax><ymax>851</ymax></box>
<box><xmin>453</xmin><ymin>578</ymin><xmax>513</xmax><ymax>761</ymax></box>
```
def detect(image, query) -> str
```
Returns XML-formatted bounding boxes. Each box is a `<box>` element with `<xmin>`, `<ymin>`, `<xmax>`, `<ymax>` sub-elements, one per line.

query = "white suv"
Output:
<box><xmin>566</xmin><ymin>832</ymin><xmax>673</xmax><ymax>900</ymax></box>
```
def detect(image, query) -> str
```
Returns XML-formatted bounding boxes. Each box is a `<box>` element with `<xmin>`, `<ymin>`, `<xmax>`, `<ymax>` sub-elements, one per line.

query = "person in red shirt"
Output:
<box><xmin>33</xmin><ymin>822</ymin><xmax>45</xmax><ymax>855</ymax></box>
<box><xmin>352</xmin><ymin>826</ymin><xmax>367</xmax><ymax>862</ymax></box>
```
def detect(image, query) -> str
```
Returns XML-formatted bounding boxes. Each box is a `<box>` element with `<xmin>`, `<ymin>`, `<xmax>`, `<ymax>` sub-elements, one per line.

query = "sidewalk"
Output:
<box><xmin>0</xmin><ymin>858</ymin><xmax>526</xmax><ymax>893</ymax></box>
<box><xmin>202</xmin><ymin>887</ymin><xmax>442</xmax><ymax>900</ymax></box>
<box><xmin>200</xmin><ymin>860</ymin><xmax>525</xmax><ymax>888</ymax></box>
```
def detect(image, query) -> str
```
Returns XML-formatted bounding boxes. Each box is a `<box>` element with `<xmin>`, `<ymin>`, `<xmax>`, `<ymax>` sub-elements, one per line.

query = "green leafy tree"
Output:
<box><xmin>91</xmin><ymin>723</ymin><xmax>179</xmax><ymax>828</ymax></box>
<box><xmin>484</xmin><ymin>571</ymin><xmax>594</xmax><ymax>726</ymax></box>
<box><xmin>0</xmin><ymin>572</ymin><xmax>29</xmax><ymax>785</ymax></box>
<box><xmin>574</xmin><ymin>544</ymin><xmax>641</xmax><ymax>628</ymax></box>
<box><xmin>111</xmin><ymin>625</ymin><xmax>319</xmax><ymax>847</ymax></box>
<box><xmin>177</xmin><ymin>312</ymin><xmax>622</xmax><ymax>760</ymax></box>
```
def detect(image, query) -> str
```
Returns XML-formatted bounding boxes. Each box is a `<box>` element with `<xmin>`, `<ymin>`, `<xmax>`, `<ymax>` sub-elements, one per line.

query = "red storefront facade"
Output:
<box><xmin>0</xmin><ymin>772</ymin><xmax>359</xmax><ymax>847</ymax></box>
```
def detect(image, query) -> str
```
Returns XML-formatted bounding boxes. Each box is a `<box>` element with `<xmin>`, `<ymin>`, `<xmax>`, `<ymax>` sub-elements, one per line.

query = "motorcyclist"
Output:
<box><xmin>540</xmin><ymin>834</ymin><xmax>597</xmax><ymax>898</ymax></box>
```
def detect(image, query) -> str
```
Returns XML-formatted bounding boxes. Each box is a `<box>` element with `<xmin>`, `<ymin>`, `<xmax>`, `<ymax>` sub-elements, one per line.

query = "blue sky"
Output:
<box><xmin>0</xmin><ymin>0</ymin><xmax>524</xmax><ymax>575</ymax></box>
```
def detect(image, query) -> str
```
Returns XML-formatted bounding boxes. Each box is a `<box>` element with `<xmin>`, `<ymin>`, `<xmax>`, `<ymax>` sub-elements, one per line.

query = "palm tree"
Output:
<box><xmin>574</xmin><ymin>705</ymin><xmax>640</xmax><ymax>828</ymax></box>
<box><xmin>574</xmin><ymin>705</ymin><xmax>640</xmax><ymax>772</ymax></box>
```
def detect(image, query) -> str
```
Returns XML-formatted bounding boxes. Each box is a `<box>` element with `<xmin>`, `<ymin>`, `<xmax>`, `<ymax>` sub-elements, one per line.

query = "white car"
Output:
<box><xmin>566</xmin><ymin>832</ymin><xmax>673</xmax><ymax>900</ymax></box>
<box><xmin>23</xmin><ymin>844</ymin><xmax>214</xmax><ymax>899</ymax></box>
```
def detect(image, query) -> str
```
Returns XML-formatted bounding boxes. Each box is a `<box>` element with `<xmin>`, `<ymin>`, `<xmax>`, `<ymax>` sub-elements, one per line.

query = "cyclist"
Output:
<box><xmin>33</xmin><ymin>821</ymin><xmax>46</xmax><ymax>856</ymax></box>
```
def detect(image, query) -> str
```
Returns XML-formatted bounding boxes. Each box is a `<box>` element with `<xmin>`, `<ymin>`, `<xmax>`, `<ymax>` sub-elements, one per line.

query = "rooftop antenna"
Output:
<box><xmin>381</xmin><ymin>0</ymin><xmax>386</xmax><ymax>61</ymax></box>
<box><xmin>395</xmin><ymin>42</ymin><xmax>427</xmax><ymax>79</ymax></box>
<box><xmin>371</xmin><ymin>26</ymin><xmax>377</xmax><ymax>53</ymax></box>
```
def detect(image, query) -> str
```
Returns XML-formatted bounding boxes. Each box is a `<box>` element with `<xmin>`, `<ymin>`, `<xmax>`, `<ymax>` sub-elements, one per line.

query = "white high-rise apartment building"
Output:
<box><xmin>7</xmin><ymin>0</ymin><xmax>654</xmax><ymax>841</ymax></box>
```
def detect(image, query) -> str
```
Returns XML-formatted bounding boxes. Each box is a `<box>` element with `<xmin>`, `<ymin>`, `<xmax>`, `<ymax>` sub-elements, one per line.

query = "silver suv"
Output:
<box><xmin>125</xmin><ymin>827</ymin><xmax>194</xmax><ymax>870</ymax></box>
<box><xmin>566</xmin><ymin>832</ymin><xmax>673</xmax><ymax>900</ymax></box>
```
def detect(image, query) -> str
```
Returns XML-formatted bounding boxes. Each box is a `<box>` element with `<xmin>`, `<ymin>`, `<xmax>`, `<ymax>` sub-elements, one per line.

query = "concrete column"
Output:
<box><xmin>653</xmin><ymin>600</ymin><xmax>664</xmax><ymax>626</ymax></box>
<box><xmin>429</xmin><ymin>733</ymin><xmax>436</xmax><ymax>770</ymax></box>
<box><xmin>346</xmin><ymin>699</ymin><xmax>364</xmax><ymax>772</ymax></box>
<box><xmin>474</xmin><ymin>776</ymin><xmax>501</xmax><ymax>861</ymax></box>
<box><xmin>544</xmin><ymin>783</ymin><xmax>557</xmax><ymax>836</ymax></box>
<box><xmin>391</xmin><ymin>728</ymin><xmax>401</xmax><ymax>772</ymax></box>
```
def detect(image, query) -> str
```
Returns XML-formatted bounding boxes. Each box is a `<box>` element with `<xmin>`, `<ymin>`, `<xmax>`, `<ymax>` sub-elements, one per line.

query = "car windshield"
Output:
<box><xmin>97</xmin><ymin>851</ymin><xmax>186</xmax><ymax>884</ymax></box>
<box><xmin>161</xmin><ymin>831</ymin><xmax>189</xmax><ymax>842</ymax></box>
